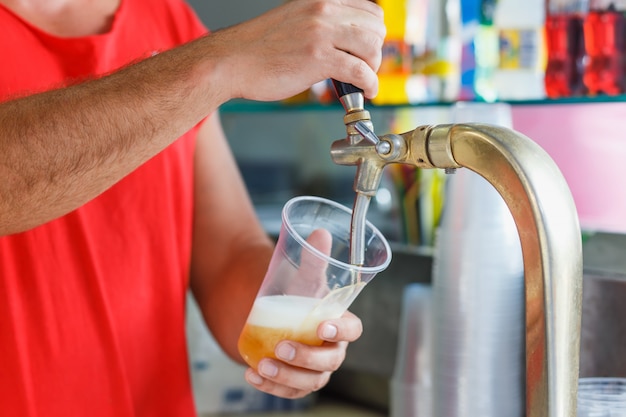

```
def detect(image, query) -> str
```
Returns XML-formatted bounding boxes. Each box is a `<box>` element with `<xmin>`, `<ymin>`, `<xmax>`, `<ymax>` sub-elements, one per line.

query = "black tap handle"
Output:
<box><xmin>331</xmin><ymin>79</ymin><xmax>363</xmax><ymax>98</ymax></box>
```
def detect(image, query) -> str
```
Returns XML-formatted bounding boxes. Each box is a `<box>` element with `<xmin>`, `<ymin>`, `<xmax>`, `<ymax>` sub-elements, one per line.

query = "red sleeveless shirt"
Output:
<box><xmin>0</xmin><ymin>1</ymin><xmax>207</xmax><ymax>416</ymax></box>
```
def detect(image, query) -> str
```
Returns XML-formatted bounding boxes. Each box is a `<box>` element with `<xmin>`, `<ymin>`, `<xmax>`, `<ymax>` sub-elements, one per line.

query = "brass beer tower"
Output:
<box><xmin>331</xmin><ymin>81</ymin><xmax>583</xmax><ymax>417</ymax></box>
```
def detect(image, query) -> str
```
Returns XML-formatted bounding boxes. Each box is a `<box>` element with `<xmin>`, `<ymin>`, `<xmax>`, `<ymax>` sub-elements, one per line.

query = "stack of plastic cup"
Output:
<box><xmin>390</xmin><ymin>283</ymin><xmax>432</xmax><ymax>417</ymax></box>
<box><xmin>431</xmin><ymin>168</ymin><xmax>525</xmax><ymax>417</ymax></box>
<box><xmin>578</xmin><ymin>377</ymin><xmax>626</xmax><ymax>416</ymax></box>
<box><xmin>429</xmin><ymin>102</ymin><xmax>525</xmax><ymax>417</ymax></box>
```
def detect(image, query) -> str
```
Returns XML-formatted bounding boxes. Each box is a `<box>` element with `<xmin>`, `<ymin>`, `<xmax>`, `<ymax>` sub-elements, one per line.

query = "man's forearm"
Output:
<box><xmin>0</xmin><ymin>0</ymin><xmax>386</xmax><ymax>236</ymax></box>
<box><xmin>0</xmin><ymin>35</ymin><xmax>227</xmax><ymax>235</ymax></box>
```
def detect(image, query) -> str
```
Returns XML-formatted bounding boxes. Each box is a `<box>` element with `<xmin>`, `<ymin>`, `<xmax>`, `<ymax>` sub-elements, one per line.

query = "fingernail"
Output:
<box><xmin>322</xmin><ymin>323</ymin><xmax>338</xmax><ymax>339</ymax></box>
<box><xmin>259</xmin><ymin>360</ymin><xmax>278</xmax><ymax>378</ymax></box>
<box><xmin>276</xmin><ymin>342</ymin><xmax>296</xmax><ymax>361</ymax></box>
<box><xmin>247</xmin><ymin>371</ymin><xmax>264</xmax><ymax>386</ymax></box>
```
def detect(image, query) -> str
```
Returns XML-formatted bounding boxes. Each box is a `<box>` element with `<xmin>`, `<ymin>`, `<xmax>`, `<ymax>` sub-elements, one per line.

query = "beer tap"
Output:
<box><xmin>330</xmin><ymin>105</ymin><xmax>583</xmax><ymax>416</ymax></box>
<box><xmin>330</xmin><ymin>80</ymin><xmax>385</xmax><ymax>268</ymax></box>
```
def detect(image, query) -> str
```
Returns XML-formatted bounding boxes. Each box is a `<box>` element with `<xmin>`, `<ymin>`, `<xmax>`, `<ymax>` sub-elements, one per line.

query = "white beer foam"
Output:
<box><xmin>247</xmin><ymin>283</ymin><xmax>367</xmax><ymax>330</ymax></box>
<box><xmin>247</xmin><ymin>295</ymin><xmax>319</xmax><ymax>329</ymax></box>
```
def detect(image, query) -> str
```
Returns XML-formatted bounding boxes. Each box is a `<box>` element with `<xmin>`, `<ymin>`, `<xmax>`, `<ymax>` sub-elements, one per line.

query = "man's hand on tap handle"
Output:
<box><xmin>214</xmin><ymin>0</ymin><xmax>385</xmax><ymax>101</ymax></box>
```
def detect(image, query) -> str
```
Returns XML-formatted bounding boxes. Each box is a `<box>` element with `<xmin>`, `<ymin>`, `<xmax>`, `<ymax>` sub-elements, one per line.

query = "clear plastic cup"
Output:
<box><xmin>578</xmin><ymin>377</ymin><xmax>626</xmax><ymax>417</ymax></box>
<box><xmin>237</xmin><ymin>196</ymin><xmax>392</xmax><ymax>370</ymax></box>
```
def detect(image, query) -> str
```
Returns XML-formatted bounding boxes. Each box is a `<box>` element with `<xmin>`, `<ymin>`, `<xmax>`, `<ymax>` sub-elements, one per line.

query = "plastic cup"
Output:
<box><xmin>237</xmin><ymin>196</ymin><xmax>392</xmax><ymax>370</ymax></box>
<box><xmin>578</xmin><ymin>377</ymin><xmax>626</xmax><ymax>417</ymax></box>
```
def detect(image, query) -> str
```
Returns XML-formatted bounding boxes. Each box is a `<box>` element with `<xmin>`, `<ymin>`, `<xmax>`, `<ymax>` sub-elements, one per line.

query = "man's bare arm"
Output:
<box><xmin>0</xmin><ymin>43</ymin><xmax>223</xmax><ymax>235</ymax></box>
<box><xmin>0</xmin><ymin>0</ymin><xmax>384</xmax><ymax>236</ymax></box>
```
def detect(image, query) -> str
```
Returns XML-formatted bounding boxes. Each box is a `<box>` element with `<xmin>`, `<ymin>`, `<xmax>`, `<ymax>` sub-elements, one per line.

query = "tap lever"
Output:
<box><xmin>354</xmin><ymin>121</ymin><xmax>379</xmax><ymax>145</ymax></box>
<box><xmin>354</xmin><ymin>121</ymin><xmax>394</xmax><ymax>156</ymax></box>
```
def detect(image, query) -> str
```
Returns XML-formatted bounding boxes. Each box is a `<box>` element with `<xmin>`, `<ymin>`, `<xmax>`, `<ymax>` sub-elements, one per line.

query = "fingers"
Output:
<box><xmin>318</xmin><ymin>310</ymin><xmax>363</xmax><ymax>343</ymax></box>
<box><xmin>243</xmin><ymin>342</ymin><xmax>343</xmax><ymax>398</ymax></box>
<box><xmin>243</xmin><ymin>311</ymin><xmax>363</xmax><ymax>398</ymax></box>
<box><xmin>285</xmin><ymin>228</ymin><xmax>332</xmax><ymax>297</ymax></box>
<box><xmin>245</xmin><ymin>366</ymin><xmax>332</xmax><ymax>399</ymax></box>
<box><xmin>322</xmin><ymin>1</ymin><xmax>386</xmax><ymax>97</ymax></box>
<box><xmin>302</xmin><ymin>228</ymin><xmax>332</xmax><ymax>296</ymax></box>
<box><xmin>328</xmin><ymin>50</ymin><xmax>382</xmax><ymax>99</ymax></box>
<box><xmin>212</xmin><ymin>0</ymin><xmax>385</xmax><ymax>101</ymax></box>
<box><xmin>332</xmin><ymin>0</ymin><xmax>387</xmax><ymax>78</ymax></box>
<box><xmin>341</xmin><ymin>0</ymin><xmax>384</xmax><ymax>18</ymax></box>
<box><xmin>305</xmin><ymin>228</ymin><xmax>332</xmax><ymax>257</ymax></box>
<box><xmin>284</xmin><ymin>0</ymin><xmax>385</xmax><ymax>97</ymax></box>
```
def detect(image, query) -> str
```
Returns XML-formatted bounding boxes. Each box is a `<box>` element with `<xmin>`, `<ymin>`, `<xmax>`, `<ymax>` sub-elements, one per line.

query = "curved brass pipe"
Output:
<box><xmin>443</xmin><ymin>124</ymin><xmax>583</xmax><ymax>417</ymax></box>
<box><xmin>332</xmin><ymin>122</ymin><xmax>583</xmax><ymax>417</ymax></box>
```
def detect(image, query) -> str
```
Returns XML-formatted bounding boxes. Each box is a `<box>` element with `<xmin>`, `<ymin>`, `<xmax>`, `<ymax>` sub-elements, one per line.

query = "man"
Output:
<box><xmin>0</xmin><ymin>0</ymin><xmax>385</xmax><ymax>416</ymax></box>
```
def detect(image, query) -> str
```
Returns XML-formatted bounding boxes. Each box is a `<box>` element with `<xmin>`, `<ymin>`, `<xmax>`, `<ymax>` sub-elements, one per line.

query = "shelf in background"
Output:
<box><xmin>219</xmin><ymin>94</ymin><xmax>626</xmax><ymax>113</ymax></box>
